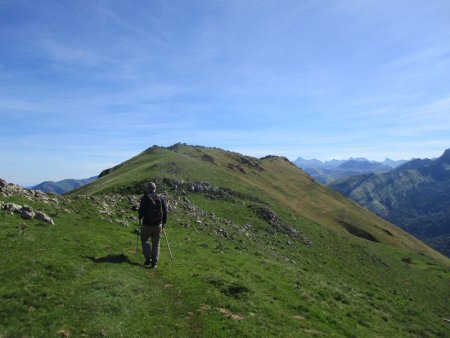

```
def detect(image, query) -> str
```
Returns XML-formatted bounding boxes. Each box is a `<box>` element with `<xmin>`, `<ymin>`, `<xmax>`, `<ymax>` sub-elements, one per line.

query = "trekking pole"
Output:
<box><xmin>162</xmin><ymin>227</ymin><xmax>173</xmax><ymax>260</ymax></box>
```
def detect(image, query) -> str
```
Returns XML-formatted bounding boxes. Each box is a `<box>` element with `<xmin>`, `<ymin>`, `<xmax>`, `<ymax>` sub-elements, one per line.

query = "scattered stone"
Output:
<box><xmin>0</xmin><ymin>178</ymin><xmax>61</xmax><ymax>206</ymax></box>
<box><xmin>21</xmin><ymin>206</ymin><xmax>35</xmax><ymax>219</ymax></box>
<box><xmin>120</xmin><ymin>219</ymin><xmax>129</xmax><ymax>226</ymax></box>
<box><xmin>293</xmin><ymin>315</ymin><xmax>306</xmax><ymax>320</ymax></box>
<box><xmin>21</xmin><ymin>205</ymin><xmax>33</xmax><ymax>213</ymax></box>
<box><xmin>57</xmin><ymin>329</ymin><xmax>70</xmax><ymax>337</ymax></box>
<box><xmin>248</xmin><ymin>203</ymin><xmax>307</xmax><ymax>241</ymax></box>
<box><xmin>35</xmin><ymin>211</ymin><xmax>55</xmax><ymax>225</ymax></box>
<box><xmin>20</xmin><ymin>205</ymin><xmax>35</xmax><ymax>219</ymax></box>
<box><xmin>198</xmin><ymin>303</ymin><xmax>211</xmax><ymax>313</ymax></box>
<box><xmin>303</xmin><ymin>328</ymin><xmax>324</xmax><ymax>336</ymax></box>
<box><xmin>217</xmin><ymin>228</ymin><xmax>229</xmax><ymax>238</ymax></box>
<box><xmin>218</xmin><ymin>307</ymin><xmax>244</xmax><ymax>320</ymax></box>
<box><xmin>1</xmin><ymin>202</ymin><xmax>21</xmax><ymax>213</ymax></box>
<box><xmin>0</xmin><ymin>198</ymin><xmax>56</xmax><ymax>225</ymax></box>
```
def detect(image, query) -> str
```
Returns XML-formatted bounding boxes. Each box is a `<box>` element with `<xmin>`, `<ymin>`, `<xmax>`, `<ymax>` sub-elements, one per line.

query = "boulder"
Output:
<box><xmin>34</xmin><ymin>211</ymin><xmax>55</xmax><ymax>225</ymax></box>
<box><xmin>21</xmin><ymin>205</ymin><xmax>33</xmax><ymax>213</ymax></box>
<box><xmin>2</xmin><ymin>202</ymin><xmax>22</xmax><ymax>213</ymax></box>
<box><xmin>21</xmin><ymin>210</ymin><xmax>35</xmax><ymax>219</ymax></box>
<box><xmin>20</xmin><ymin>205</ymin><xmax>35</xmax><ymax>219</ymax></box>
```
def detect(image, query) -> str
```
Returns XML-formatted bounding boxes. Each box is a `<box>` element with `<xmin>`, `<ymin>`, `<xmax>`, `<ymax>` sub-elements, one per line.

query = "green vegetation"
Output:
<box><xmin>329</xmin><ymin>148</ymin><xmax>450</xmax><ymax>257</ymax></box>
<box><xmin>1</xmin><ymin>144</ymin><xmax>449</xmax><ymax>337</ymax></box>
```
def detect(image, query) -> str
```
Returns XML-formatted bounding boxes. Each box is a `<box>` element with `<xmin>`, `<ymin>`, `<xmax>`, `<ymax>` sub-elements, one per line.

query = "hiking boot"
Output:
<box><xmin>144</xmin><ymin>259</ymin><xmax>152</xmax><ymax>266</ymax></box>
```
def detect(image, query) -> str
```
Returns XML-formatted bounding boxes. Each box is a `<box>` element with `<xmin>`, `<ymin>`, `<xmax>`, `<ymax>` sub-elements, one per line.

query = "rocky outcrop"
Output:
<box><xmin>2</xmin><ymin>202</ymin><xmax>21</xmax><ymax>213</ymax></box>
<box><xmin>99</xmin><ymin>168</ymin><xmax>114</xmax><ymax>178</ymax></box>
<box><xmin>35</xmin><ymin>211</ymin><xmax>55</xmax><ymax>224</ymax></box>
<box><xmin>248</xmin><ymin>204</ymin><xmax>308</xmax><ymax>242</ymax></box>
<box><xmin>0</xmin><ymin>201</ymin><xmax>54</xmax><ymax>225</ymax></box>
<box><xmin>0</xmin><ymin>178</ymin><xmax>59</xmax><ymax>205</ymax></box>
<box><xmin>161</xmin><ymin>178</ymin><xmax>262</xmax><ymax>203</ymax></box>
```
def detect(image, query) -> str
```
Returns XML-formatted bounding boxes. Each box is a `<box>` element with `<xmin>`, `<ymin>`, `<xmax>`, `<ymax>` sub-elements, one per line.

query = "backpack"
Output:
<box><xmin>144</xmin><ymin>193</ymin><xmax>163</xmax><ymax>225</ymax></box>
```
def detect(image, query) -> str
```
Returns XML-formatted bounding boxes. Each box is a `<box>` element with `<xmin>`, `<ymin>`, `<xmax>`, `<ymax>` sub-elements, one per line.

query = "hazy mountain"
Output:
<box><xmin>32</xmin><ymin>176</ymin><xmax>97</xmax><ymax>194</ymax></box>
<box><xmin>294</xmin><ymin>157</ymin><xmax>406</xmax><ymax>184</ymax></box>
<box><xmin>382</xmin><ymin>158</ymin><xmax>408</xmax><ymax>168</ymax></box>
<box><xmin>336</xmin><ymin>159</ymin><xmax>391</xmax><ymax>172</ymax></box>
<box><xmin>395</xmin><ymin>158</ymin><xmax>433</xmax><ymax>171</ymax></box>
<box><xmin>293</xmin><ymin>157</ymin><xmax>347</xmax><ymax>170</ymax></box>
<box><xmin>330</xmin><ymin>149</ymin><xmax>450</xmax><ymax>257</ymax></box>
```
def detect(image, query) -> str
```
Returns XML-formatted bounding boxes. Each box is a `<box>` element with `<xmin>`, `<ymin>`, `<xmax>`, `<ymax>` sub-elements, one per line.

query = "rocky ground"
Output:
<box><xmin>1</xmin><ymin>177</ymin><xmax>311</xmax><ymax>265</ymax></box>
<box><xmin>0</xmin><ymin>178</ymin><xmax>57</xmax><ymax>225</ymax></box>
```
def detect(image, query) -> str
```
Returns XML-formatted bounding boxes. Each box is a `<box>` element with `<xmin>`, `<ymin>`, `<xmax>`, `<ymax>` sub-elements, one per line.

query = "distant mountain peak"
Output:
<box><xmin>347</xmin><ymin>157</ymin><xmax>370</xmax><ymax>162</ymax></box>
<box><xmin>32</xmin><ymin>176</ymin><xmax>97</xmax><ymax>194</ymax></box>
<box><xmin>441</xmin><ymin>148</ymin><xmax>450</xmax><ymax>161</ymax></box>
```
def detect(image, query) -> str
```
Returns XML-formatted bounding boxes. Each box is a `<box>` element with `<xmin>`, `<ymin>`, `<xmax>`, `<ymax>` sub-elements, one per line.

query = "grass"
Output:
<box><xmin>1</xmin><ymin>189</ymin><xmax>449</xmax><ymax>337</ymax></box>
<box><xmin>1</xmin><ymin>144</ymin><xmax>449</xmax><ymax>337</ymax></box>
<box><xmin>73</xmin><ymin>144</ymin><xmax>446</xmax><ymax>263</ymax></box>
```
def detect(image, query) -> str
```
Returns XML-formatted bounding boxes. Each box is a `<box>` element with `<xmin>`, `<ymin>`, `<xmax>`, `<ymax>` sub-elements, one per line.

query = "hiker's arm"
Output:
<box><xmin>138</xmin><ymin>196</ymin><xmax>145</xmax><ymax>221</ymax></box>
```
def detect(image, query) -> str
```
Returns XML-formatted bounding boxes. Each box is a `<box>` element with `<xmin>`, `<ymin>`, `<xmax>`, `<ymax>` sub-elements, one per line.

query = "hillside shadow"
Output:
<box><xmin>82</xmin><ymin>253</ymin><xmax>142</xmax><ymax>267</ymax></box>
<box><xmin>339</xmin><ymin>221</ymin><xmax>379</xmax><ymax>243</ymax></box>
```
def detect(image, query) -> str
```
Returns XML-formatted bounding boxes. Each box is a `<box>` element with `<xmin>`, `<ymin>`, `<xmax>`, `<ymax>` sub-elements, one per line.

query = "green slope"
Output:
<box><xmin>74</xmin><ymin>144</ymin><xmax>445</xmax><ymax>263</ymax></box>
<box><xmin>329</xmin><ymin>149</ymin><xmax>450</xmax><ymax>257</ymax></box>
<box><xmin>1</xmin><ymin>144</ymin><xmax>449</xmax><ymax>337</ymax></box>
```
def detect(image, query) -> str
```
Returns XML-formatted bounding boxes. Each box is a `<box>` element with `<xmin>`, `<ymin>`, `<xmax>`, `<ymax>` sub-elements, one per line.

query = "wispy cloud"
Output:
<box><xmin>1</xmin><ymin>0</ymin><xmax>450</xmax><ymax>184</ymax></box>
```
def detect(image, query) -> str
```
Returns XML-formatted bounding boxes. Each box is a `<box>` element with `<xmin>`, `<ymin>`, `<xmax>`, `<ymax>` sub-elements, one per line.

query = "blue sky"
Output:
<box><xmin>1</xmin><ymin>0</ymin><xmax>450</xmax><ymax>185</ymax></box>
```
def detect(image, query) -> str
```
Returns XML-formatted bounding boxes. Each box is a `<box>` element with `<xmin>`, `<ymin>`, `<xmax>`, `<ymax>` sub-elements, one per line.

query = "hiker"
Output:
<box><xmin>138</xmin><ymin>182</ymin><xmax>168</xmax><ymax>268</ymax></box>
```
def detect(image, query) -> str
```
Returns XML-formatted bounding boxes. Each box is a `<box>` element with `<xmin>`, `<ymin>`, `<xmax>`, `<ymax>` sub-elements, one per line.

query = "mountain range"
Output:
<box><xmin>294</xmin><ymin>157</ymin><xmax>407</xmax><ymax>184</ymax></box>
<box><xmin>330</xmin><ymin>149</ymin><xmax>450</xmax><ymax>257</ymax></box>
<box><xmin>31</xmin><ymin>176</ymin><xmax>97</xmax><ymax>194</ymax></box>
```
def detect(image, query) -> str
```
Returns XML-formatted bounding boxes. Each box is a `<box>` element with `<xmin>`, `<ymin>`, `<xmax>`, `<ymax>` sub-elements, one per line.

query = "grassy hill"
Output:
<box><xmin>1</xmin><ymin>144</ymin><xmax>449</xmax><ymax>337</ymax></box>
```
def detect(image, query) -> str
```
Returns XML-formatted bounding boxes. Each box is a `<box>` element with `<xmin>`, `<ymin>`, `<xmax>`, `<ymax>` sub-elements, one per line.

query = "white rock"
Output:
<box><xmin>34</xmin><ymin>211</ymin><xmax>55</xmax><ymax>225</ymax></box>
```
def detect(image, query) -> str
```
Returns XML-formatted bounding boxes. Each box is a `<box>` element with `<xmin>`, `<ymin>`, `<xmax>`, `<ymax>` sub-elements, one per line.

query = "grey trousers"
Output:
<box><xmin>140</xmin><ymin>225</ymin><xmax>162</xmax><ymax>263</ymax></box>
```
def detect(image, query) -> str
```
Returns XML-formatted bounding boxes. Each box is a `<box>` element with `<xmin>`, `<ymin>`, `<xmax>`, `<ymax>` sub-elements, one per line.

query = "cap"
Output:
<box><xmin>148</xmin><ymin>182</ymin><xmax>157</xmax><ymax>192</ymax></box>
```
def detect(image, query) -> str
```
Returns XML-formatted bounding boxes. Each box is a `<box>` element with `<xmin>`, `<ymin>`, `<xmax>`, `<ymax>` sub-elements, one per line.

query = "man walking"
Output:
<box><xmin>138</xmin><ymin>182</ymin><xmax>168</xmax><ymax>268</ymax></box>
